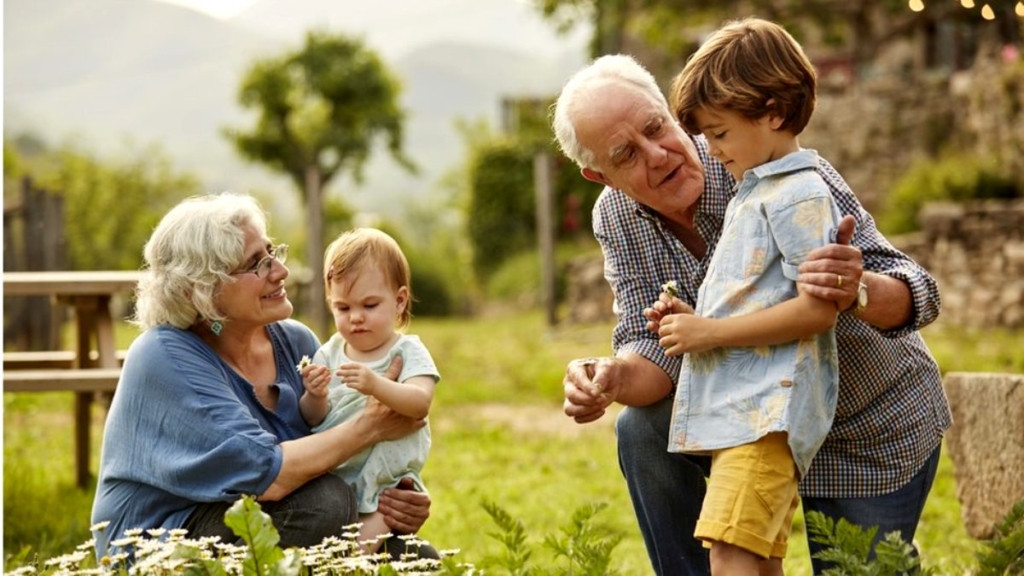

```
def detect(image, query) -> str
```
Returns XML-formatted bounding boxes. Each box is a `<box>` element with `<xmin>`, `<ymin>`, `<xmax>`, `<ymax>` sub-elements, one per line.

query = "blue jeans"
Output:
<box><xmin>184</xmin><ymin>474</ymin><xmax>358</xmax><ymax>548</ymax></box>
<box><xmin>616</xmin><ymin>396</ymin><xmax>941</xmax><ymax>576</ymax></box>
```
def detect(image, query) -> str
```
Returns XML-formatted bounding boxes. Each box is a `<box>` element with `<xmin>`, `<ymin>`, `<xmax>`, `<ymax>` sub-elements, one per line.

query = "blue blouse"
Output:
<box><xmin>90</xmin><ymin>319</ymin><xmax>320</xmax><ymax>556</ymax></box>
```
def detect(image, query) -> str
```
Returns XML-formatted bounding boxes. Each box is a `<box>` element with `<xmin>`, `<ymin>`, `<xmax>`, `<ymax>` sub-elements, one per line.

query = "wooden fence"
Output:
<box><xmin>3</xmin><ymin>177</ymin><xmax>67</xmax><ymax>350</ymax></box>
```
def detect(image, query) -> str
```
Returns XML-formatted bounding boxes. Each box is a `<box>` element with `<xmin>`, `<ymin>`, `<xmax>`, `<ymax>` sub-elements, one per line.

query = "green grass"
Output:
<box><xmin>3</xmin><ymin>312</ymin><xmax>1015</xmax><ymax>573</ymax></box>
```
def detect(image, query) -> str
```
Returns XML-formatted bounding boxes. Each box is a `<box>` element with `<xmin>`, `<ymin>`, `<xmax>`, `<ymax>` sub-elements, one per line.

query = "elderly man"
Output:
<box><xmin>552</xmin><ymin>54</ymin><xmax>951</xmax><ymax>575</ymax></box>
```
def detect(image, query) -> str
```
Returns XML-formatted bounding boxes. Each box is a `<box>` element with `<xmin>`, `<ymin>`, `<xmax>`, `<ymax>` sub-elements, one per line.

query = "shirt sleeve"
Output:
<box><xmin>594</xmin><ymin>190</ymin><xmax>683</xmax><ymax>382</ymax></box>
<box><xmin>105</xmin><ymin>328</ymin><xmax>283</xmax><ymax>501</ymax></box>
<box><xmin>396</xmin><ymin>335</ymin><xmax>441</xmax><ymax>383</ymax></box>
<box><xmin>816</xmin><ymin>157</ymin><xmax>941</xmax><ymax>335</ymax></box>
<box><xmin>765</xmin><ymin>177</ymin><xmax>843</xmax><ymax>282</ymax></box>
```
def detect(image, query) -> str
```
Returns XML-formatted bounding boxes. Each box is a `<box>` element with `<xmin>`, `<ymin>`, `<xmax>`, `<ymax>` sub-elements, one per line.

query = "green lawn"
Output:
<box><xmin>4</xmin><ymin>313</ymin><xmax>1017</xmax><ymax>573</ymax></box>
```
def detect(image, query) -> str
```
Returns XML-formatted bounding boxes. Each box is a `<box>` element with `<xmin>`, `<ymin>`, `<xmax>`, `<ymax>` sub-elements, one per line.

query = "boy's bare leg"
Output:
<box><xmin>710</xmin><ymin>541</ymin><xmax>761</xmax><ymax>576</ymax></box>
<box><xmin>760</xmin><ymin>557</ymin><xmax>784</xmax><ymax>576</ymax></box>
<box><xmin>357</xmin><ymin>511</ymin><xmax>391</xmax><ymax>554</ymax></box>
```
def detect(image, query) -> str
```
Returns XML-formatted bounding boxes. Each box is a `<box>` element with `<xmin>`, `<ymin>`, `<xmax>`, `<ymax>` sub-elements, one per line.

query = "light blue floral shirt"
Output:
<box><xmin>667</xmin><ymin>149</ymin><xmax>841</xmax><ymax>477</ymax></box>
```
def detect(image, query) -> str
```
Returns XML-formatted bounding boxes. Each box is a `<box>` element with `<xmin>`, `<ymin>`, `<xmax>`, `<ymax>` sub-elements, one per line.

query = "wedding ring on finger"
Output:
<box><xmin>836</xmin><ymin>274</ymin><xmax>843</xmax><ymax>288</ymax></box>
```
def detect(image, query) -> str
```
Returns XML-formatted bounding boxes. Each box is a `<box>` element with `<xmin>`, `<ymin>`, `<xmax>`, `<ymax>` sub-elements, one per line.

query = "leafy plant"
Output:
<box><xmin>879</xmin><ymin>152</ymin><xmax>1019</xmax><ymax>235</ymax></box>
<box><xmin>805</xmin><ymin>510</ymin><xmax>936</xmax><ymax>575</ymax></box>
<box><xmin>482</xmin><ymin>502</ymin><xmax>534</xmax><ymax>575</ymax></box>
<box><xmin>544</xmin><ymin>503</ymin><xmax>622</xmax><ymax>575</ymax></box>
<box><xmin>975</xmin><ymin>498</ymin><xmax>1024</xmax><ymax>576</ymax></box>
<box><xmin>481</xmin><ymin>500</ymin><xmax>623</xmax><ymax>575</ymax></box>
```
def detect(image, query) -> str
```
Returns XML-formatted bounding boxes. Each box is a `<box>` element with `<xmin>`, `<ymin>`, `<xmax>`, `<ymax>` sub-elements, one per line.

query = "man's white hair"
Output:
<box><xmin>552</xmin><ymin>54</ymin><xmax>669</xmax><ymax>170</ymax></box>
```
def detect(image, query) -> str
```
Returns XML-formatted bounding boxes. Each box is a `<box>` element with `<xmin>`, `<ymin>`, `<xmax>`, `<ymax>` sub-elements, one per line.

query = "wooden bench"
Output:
<box><xmin>3</xmin><ymin>368</ymin><xmax>121</xmax><ymax>393</ymax></box>
<box><xmin>4</xmin><ymin>367</ymin><xmax>122</xmax><ymax>491</ymax></box>
<box><xmin>3</xmin><ymin>350</ymin><xmax>127</xmax><ymax>370</ymax></box>
<box><xmin>4</xmin><ymin>270</ymin><xmax>141</xmax><ymax>488</ymax></box>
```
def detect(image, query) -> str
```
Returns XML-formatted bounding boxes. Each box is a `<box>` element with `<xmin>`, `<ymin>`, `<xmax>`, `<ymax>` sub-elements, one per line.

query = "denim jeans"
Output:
<box><xmin>803</xmin><ymin>443</ymin><xmax>940</xmax><ymax>573</ymax></box>
<box><xmin>183</xmin><ymin>473</ymin><xmax>358</xmax><ymax>548</ymax></box>
<box><xmin>615</xmin><ymin>396</ymin><xmax>941</xmax><ymax>576</ymax></box>
<box><xmin>183</xmin><ymin>474</ymin><xmax>441</xmax><ymax>560</ymax></box>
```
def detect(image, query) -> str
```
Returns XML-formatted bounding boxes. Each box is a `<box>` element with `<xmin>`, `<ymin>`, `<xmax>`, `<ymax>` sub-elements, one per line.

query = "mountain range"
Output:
<box><xmin>3</xmin><ymin>0</ymin><xmax>590</xmax><ymax>218</ymax></box>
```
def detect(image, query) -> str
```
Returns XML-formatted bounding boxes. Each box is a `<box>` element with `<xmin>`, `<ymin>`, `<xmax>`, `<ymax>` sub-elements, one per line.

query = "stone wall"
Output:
<box><xmin>802</xmin><ymin>39</ymin><xmax>1024</xmax><ymax>214</ymax></box>
<box><xmin>892</xmin><ymin>199</ymin><xmax>1024</xmax><ymax>329</ymax></box>
<box><xmin>564</xmin><ymin>200</ymin><xmax>1024</xmax><ymax>329</ymax></box>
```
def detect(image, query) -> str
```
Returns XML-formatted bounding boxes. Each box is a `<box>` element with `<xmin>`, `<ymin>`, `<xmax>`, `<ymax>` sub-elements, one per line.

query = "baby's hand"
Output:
<box><xmin>336</xmin><ymin>362</ymin><xmax>377</xmax><ymax>395</ymax></box>
<box><xmin>300</xmin><ymin>363</ymin><xmax>331</xmax><ymax>398</ymax></box>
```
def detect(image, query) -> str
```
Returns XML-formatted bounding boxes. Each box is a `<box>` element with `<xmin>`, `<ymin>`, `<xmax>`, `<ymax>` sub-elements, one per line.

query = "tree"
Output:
<box><xmin>224</xmin><ymin>30</ymin><xmax>414</xmax><ymax>335</ymax></box>
<box><xmin>532</xmin><ymin>0</ymin><xmax>1021</xmax><ymax>80</ymax></box>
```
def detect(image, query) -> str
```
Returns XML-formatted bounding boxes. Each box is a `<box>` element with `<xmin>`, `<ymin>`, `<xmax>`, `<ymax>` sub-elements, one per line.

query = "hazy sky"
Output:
<box><xmin>155</xmin><ymin>0</ymin><xmax>260</xmax><ymax>19</ymax></box>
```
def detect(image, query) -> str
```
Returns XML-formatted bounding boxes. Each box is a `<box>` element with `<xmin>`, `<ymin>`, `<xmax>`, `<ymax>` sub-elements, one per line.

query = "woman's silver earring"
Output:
<box><xmin>209</xmin><ymin>320</ymin><xmax>223</xmax><ymax>336</ymax></box>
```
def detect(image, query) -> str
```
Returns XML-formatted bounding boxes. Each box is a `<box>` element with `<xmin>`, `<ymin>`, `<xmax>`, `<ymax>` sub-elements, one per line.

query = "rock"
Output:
<box><xmin>942</xmin><ymin>372</ymin><xmax>1024</xmax><ymax>539</ymax></box>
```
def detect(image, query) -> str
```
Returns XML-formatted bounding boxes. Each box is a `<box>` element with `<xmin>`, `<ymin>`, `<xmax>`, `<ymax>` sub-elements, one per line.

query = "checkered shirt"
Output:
<box><xmin>594</xmin><ymin>135</ymin><xmax>953</xmax><ymax>497</ymax></box>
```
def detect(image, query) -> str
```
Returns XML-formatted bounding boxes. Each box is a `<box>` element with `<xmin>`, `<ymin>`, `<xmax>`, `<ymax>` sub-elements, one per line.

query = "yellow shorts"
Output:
<box><xmin>695</xmin><ymin>432</ymin><xmax>799</xmax><ymax>559</ymax></box>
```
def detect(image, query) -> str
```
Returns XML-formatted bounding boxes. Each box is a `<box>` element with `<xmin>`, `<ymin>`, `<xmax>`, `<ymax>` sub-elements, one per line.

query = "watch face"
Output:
<box><xmin>858</xmin><ymin>284</ymin><xmax>868</xmax><ymax>307</ymax></box>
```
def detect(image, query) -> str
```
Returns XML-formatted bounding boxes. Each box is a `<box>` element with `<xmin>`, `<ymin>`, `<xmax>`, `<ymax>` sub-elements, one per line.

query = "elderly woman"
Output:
<box><xmin>91</xmin><ymin>193</ymin><xmax>434</xmax><ymax>559</ymax></box>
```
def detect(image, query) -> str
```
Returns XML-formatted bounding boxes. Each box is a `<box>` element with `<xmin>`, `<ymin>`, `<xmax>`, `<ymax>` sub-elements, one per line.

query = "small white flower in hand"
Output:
<box><xmin>296</xmin><ymin>355</ymin><xmax>311</xmax><ymax>373</ymax></box>
<box><xmin>661</xmin><ymin>280</ymin><xmax>680</xmax><ymax>298</ymax></box>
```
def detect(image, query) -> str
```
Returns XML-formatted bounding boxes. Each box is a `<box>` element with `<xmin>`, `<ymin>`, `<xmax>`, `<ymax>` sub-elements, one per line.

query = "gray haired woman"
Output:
<box><xmin>91</xmin><ymin>193</ymin><xmax>435</xmax><ymax>559</ymax></box>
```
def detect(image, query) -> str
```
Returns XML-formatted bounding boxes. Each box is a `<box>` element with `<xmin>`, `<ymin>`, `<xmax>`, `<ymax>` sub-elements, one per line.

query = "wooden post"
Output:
<box><xmin>305</xmin><ymin>165</ymin><xmax>327</xmax><ymax>339</ymax></box>
<box><xmin>20</xmin><ymin>177</ymin><xmax>61</xmax><ymax>350</ymax></box>
<box><xmin>534</xmin><ymin>152</ymin><xmax>557</xmax><ymax>326</ymax></box>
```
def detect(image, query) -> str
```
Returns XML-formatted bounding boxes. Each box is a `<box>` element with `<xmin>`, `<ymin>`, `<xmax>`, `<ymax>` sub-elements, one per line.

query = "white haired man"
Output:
<box><xmin>552</xmin><ymin>53</ymin><xmax>951</xmax><ymax>575</ymax></box>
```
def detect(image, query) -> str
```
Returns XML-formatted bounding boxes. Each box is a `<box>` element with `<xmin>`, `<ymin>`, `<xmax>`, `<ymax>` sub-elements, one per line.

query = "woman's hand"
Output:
<box><xmin>378</xmin><ymin>477</ymin><xmax>430</xmax><ymax>534</ymax></box>
<box><xmin>360</xmin><ymin>396</ymin><xmax>425</xmax><ymax>445</ymax></box>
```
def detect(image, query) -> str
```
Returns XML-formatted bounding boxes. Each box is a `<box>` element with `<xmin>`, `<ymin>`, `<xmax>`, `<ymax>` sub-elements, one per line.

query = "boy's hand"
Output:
<box><xmin>644</xmin><ymin>293</ymin><xmax>695</xmax><ymax>334</ymax></box>
<box><xmin>336</xmin><ymin>362</ymin><xmax>379</xmax><ymax>395</ymax></box>
<box><xmin>657</xmin><ymin>310</ymin><xmax>714</xmax><ymax>356</ymax></box>
<box><xmin>300</xmin><ymin>363</ymin><xmax>331</xmax><ymax>398</ymax></box>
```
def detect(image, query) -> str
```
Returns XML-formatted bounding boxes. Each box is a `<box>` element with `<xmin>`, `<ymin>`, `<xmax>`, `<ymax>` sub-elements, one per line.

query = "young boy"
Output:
<box><xmin>650</xmin><ymin>17</ymin><xmax>842</xmax><ymax>575</ymax></box>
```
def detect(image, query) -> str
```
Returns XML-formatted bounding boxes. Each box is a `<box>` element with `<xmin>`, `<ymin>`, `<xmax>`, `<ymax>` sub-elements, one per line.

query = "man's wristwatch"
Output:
<box><xmin>853</xmin><ymin>281</ymin><xmax>868</xmax><ymax>314</ymax></box>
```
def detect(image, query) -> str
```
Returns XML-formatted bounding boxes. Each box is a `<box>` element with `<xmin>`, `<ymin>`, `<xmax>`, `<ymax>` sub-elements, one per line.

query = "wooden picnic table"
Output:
<box><xmin>3</xmin><ymin>270</ymin><xmax>144</xmax><ymax>487</ymax></box>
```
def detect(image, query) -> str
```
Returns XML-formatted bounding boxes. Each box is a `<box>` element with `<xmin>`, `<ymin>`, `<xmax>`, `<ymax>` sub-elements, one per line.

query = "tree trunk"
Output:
<box><xmin>304</xmin><ymin>165</ymin><xmax>327</xmax><ymax>339</ymax></box>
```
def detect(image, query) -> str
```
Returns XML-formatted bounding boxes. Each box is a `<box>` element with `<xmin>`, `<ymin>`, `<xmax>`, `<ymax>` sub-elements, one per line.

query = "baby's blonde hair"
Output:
<box><xmin>323</xmin><ymin>228</ymin><xmax>413</xmax><ymax>328</ymax></box>
<box><xmin>670</xmin><ymin>17</ymin><xmax>817</xmax><ymax>136</ymax></box>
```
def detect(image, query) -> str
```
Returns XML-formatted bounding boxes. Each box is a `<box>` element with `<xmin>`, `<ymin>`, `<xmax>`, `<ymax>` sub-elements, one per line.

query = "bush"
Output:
<box><xmin>482</xmin><ymin>241</ymin><xmax>600</xmax><ymax>308</ymax></box>
<box><xmin>879</xmin><ymin>152</ymin><xmax>1019</xmax><ymax>235</ymax></box>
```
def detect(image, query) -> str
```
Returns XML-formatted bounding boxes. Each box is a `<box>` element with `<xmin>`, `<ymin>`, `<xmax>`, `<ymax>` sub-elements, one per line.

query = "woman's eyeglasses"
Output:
<box><xmin>232</xmin><ymin>244</ymin><xmax>288</xmax><ymax>279</ymax></box>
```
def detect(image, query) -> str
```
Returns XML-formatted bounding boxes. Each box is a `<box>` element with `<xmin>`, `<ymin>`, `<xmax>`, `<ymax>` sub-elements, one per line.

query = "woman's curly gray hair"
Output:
<box><xmin>133</xmin><ymin>193</ymin><xmax>268</xmax><ymax>331</ymax></box>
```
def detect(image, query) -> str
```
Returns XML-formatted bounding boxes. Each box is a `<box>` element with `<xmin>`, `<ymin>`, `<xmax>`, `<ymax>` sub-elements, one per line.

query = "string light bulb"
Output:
<box><xmin>961</xmin><ymin>0</ymin><xmax>974</xmax><ymax>7</ymax></box>
<box><xmin>909</xmin><ymin>0</ymin><xmax>925</xmax><ymax>11</ymax></box>
<box><xmin>981</xmin><ymin>3</ymin><xmax>995</xmax><ymax>18</ymax></box>
<box><xmin>1016</xmin><ymin>1</ymin><xmax>1024</xmax><ymax>16</ymax></box>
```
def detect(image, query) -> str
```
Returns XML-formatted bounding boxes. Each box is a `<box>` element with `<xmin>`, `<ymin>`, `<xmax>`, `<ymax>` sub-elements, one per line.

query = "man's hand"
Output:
<box><xmin>563</xmin><ymin>357</ymin><xmax>622</xmax><ymax>424</ymax></box>
<box><xmin>798</xmin><ymin>215</ymin><xmax>862</xmax><ymax>311</ymax></box>
<box><xmin>378</xmin><ymin>477</ymin><xmax>430</xmax><ymax>534</ymax></box>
